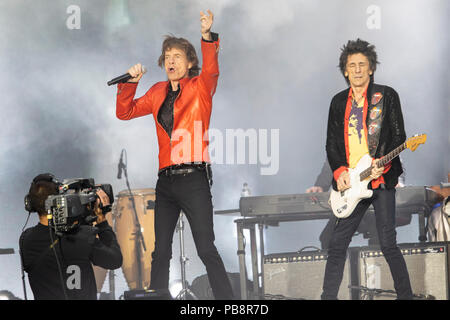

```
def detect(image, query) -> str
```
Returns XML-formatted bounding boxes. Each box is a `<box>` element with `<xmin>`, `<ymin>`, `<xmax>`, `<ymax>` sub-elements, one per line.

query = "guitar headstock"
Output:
<box><xmin>406</xmin><ymin>134</ymin><xmax>427</xmax><ymax>151</ymax></box>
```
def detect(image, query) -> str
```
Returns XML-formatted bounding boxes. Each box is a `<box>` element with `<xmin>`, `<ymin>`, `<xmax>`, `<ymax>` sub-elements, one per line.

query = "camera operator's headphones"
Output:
<box><xmin>24</xmin><ymin>173</ymin><xmax>60</xmax><ymax>212</ymax></box>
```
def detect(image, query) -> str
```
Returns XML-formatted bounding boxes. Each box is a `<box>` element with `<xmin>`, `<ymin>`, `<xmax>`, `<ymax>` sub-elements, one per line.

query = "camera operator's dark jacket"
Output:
<box><xmin>19</xmin><ymin>221</ymin><xmax>122</xmax><ymax>300</ymax></box>
<box><xmin>326</xmin><ymin>82</ymin><xmax>406</xmax><ymax>191</ymax></box>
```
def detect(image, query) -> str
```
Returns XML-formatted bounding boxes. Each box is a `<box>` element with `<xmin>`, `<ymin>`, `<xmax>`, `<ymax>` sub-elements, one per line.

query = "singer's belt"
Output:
<box><xmin>158</xmin><ymin>163</ymin><xmax>208</xmax><ymax>177</ymax></box>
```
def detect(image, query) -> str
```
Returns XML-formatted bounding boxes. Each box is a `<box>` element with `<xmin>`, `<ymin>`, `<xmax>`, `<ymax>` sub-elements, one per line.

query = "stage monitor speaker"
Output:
<box><xmin>123</xmin><ymin>288</ymin><xmax>172</xmax><ymax>300</ymax></box>
<box><xmin>263</xmin><ymin>250</ymin><xmax>352</xmax><ymax>300</ymax></box>
<box><xmin>358</xmin><ymin>242</ymin><xmax>450</xmax><ymax>300</ymax></box>
<box><xmin>189</xmin><ymin>272</ymin><xmax>251</xmax><ymax>300</ymax></box>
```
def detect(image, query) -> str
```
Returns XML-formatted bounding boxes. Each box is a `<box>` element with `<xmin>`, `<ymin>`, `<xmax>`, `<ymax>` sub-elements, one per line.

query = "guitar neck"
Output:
<box><xmin>360</xmin><ymin>142</ymin><xmax>406</xmax><ymax>181</ymax></box>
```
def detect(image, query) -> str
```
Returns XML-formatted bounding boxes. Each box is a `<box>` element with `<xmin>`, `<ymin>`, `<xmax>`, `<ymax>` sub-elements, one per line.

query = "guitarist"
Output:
<box><xmin>321</xmin><ymin>39</ymin><xmax>413</xmax><ymax>300</ymax></box>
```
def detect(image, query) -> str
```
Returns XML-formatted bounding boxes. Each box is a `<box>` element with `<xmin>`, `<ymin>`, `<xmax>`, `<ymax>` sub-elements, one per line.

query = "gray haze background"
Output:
<box><xmin>0</xmin><ymin>0</ymin><xmax>448</xmax><ymax>298</ymax></box>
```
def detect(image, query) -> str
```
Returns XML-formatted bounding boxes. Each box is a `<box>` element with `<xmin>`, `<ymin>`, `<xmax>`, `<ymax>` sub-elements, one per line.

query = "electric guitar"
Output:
<box><xmin>329</xmin><ymin>134</ymin><xmax>427</xmax><ymax>218</ymax></box>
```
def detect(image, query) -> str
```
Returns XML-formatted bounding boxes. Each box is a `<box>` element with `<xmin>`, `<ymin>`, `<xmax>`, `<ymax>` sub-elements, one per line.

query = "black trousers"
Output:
<box><xmin>320</xmin><ymin>214</ymin><xmax>380</xmax><ymax>249</ymax></box>
<box><xmin>149</xmin><ymin>169</ymin><xmax>234</xmax><ymax>300</ymax></box>
<box><xmin>321</xmin><ymin>188</ymin><xmax>413</xmax><ymax>300</ymax></box>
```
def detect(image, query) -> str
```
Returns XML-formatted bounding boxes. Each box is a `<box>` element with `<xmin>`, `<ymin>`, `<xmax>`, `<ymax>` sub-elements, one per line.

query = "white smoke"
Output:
<box><xmin>0</xmin><ymin>0</ymin><xmax>448</xmax><ymax>299</ymax></box>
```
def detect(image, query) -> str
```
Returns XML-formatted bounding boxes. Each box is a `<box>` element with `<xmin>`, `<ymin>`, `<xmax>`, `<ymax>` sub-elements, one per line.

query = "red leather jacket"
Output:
<box><xmin>116</xmin><ymin>37</ymin><xmax>220</xmax><ymax>170</ymax></box>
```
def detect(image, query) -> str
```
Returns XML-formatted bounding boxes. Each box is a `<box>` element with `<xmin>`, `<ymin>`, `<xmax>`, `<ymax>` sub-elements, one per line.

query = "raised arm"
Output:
<box><xmin>201</xmin><ymin>10</ymin><xmax>214</xmax><ymax>41</ymax></box>
<box><xmin>198</xmin><ymin>10</ymin><xmax>220</xmax><ymax>96</ymax></box>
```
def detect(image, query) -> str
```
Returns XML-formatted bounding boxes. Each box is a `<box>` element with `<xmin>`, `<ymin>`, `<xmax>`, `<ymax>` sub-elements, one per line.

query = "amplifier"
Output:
<box><xmin>263</xmin><ymin>250</ymin><xmax>352</xmax><ymax>300</ymax></box>
<box><xmin>358</xmin><ymin>242</ymin><xmax>450</xmax><ymax>300</ymax></box>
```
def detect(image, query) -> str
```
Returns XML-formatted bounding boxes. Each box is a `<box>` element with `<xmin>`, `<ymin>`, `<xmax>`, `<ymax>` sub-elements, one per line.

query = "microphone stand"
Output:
<box><xmin>119</xmin><ymin>150</ymin><xmax>147</xmax><ymax>290</ymax></box>
<box><xmin>109</xmin><ymin>217</ymin><xmax>116</xmax><ymax>300</ymax></box>
<box><xmin>175</xmin><ymin>211</ymin><xmax>198</xmax><ymax>300</ymax></box>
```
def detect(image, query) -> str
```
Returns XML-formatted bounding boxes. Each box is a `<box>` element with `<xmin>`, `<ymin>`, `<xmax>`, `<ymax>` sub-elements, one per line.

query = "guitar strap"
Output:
<box><xmin>367</xmin><ymin>84</ymin><xmax>385</xmax><ymax>158</ymax></box>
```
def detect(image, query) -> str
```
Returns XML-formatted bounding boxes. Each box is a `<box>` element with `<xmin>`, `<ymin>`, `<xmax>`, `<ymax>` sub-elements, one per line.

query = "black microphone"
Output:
<box><xmin>117</xmin><ymin>150</ymin><xmax>125</xmax><ymax>179</ymax></box>
<box><xmin>107</xmin><ymin>66</ymin><xmax>147</xmax><ymax>86</ymax></box>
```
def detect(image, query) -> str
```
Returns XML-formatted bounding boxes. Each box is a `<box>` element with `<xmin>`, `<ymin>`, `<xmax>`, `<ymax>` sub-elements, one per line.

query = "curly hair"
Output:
<box><xmin>339</xmin><ymin>38</ymin><xmax>379</xmax><ymax>84</ymax></box>
<box><xmin>158</xmin><ymin>35</ymin><xmax>200</xmax><ymax>78</ymax></box>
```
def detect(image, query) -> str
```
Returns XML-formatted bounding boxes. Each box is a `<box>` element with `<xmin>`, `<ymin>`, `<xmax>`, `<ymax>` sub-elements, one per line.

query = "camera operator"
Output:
<box><xmin>19</xmin><ymin>173</ymin><xmax>123</xmax><ymax>300</ymax></box>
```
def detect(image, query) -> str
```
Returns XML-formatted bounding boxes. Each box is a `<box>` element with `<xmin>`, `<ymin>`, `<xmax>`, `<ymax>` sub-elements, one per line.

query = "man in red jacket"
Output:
<box><xmin>115</xmin><ymin>10</ymin><xmax>233</xmax><ymax>300</ymax></box>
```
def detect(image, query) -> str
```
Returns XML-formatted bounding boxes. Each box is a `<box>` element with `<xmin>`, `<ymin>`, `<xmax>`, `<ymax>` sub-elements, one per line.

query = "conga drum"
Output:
<box><xmin>113</xmin><ymin>188</ymin><xmax>156</xmax><ymax>290</ymax></box>
<box><xmin>93</xmin><ymin>212</ymin><xmax>114</xmax><ymax>293</ymax></box>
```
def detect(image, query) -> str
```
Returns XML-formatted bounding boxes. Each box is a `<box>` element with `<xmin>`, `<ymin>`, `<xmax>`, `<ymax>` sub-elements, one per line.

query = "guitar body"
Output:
<box><xmin>328</xmin><ymin>134</ymin><xmax>427</xmax><ymax>218</ymax></box>
<box><xmin>329</xmin><ymin>154</ymin><xmax>374</xmax><ymax>218</ymax></box>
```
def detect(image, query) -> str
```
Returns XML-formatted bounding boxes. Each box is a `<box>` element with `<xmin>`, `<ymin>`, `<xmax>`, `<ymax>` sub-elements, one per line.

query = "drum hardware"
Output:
<box><xmin>124</xmin><ymin>161</ymin><xmax>146</xmax><ymax>290</ymax></box>
<box><xmin>117</xmin><ymin>149</ymin><xmax>147</xmax><ymax>290</ymax></box>
<box><xmin>175</xmin><ymin>211</ymin><xmax>198</xmax><ymax>300</ymax></box>
<box><xmin>146</xmin><ymin>200</ymin><xmax>155</xmax><ymax>210</ymax></box>
<box><xmin>111</xmin><ymin>200</ymin><xmax>119</xmax><ymax>218</ymax></box>
<box><xmin>108</xmin><ymin>213</ymin><xmax>117</xmax><ymax>300</ymax></box>
<box><xmin>92</xmin><ymin>212</ymin><xmax>117</xmax><ymax>298</ymax></box>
